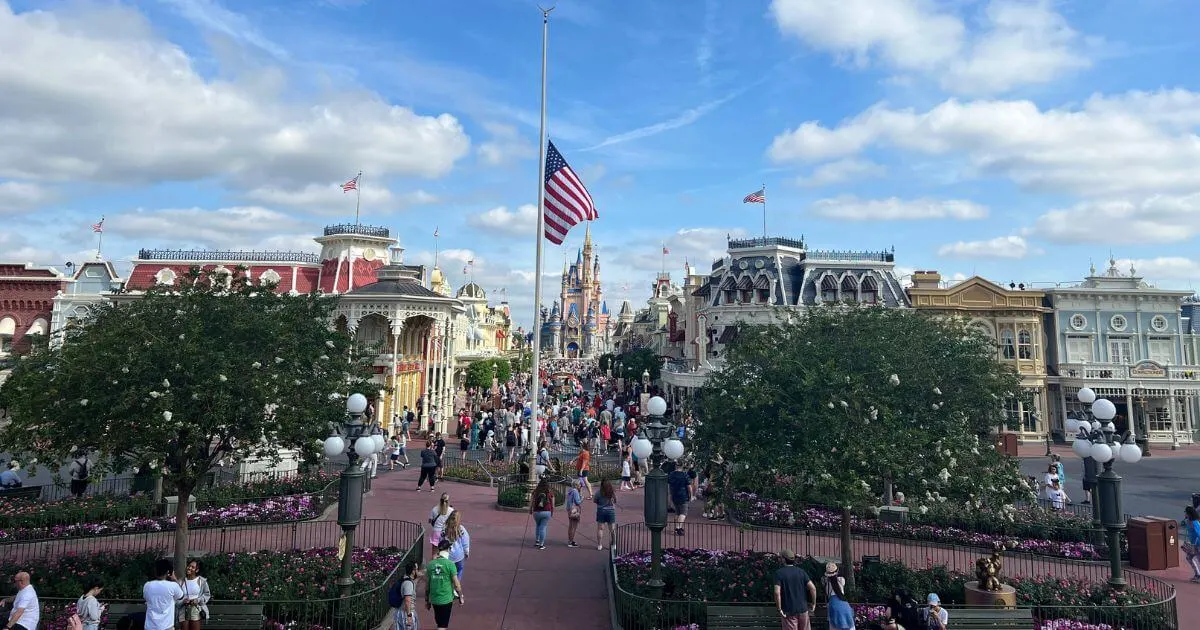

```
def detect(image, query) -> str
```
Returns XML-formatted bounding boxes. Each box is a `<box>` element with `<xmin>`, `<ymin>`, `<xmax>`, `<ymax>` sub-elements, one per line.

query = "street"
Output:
<box><xmin>1020</xmin><ymin>453</ymin><xmax>1199</xmax><ymax>520</ymax></box>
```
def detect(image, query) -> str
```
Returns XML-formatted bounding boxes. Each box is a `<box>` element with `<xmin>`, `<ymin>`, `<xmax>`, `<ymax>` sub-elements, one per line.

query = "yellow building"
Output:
<box><xmin>908</xmin><ymin>271</ymin><xmax>1051</xmax><ymax>442</ymax></box>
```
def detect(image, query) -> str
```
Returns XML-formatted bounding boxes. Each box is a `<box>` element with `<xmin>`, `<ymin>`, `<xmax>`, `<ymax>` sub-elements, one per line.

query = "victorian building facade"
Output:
<box><xmin>124</xmin><ymin>224</ymin><xmax>465</xmax><ymax>433</ymax></box>
<box><xmin>0</xmin><ymin>262</ymin><xmax>69</xmax><ymax>358</ymax></box>
<box><xmin>907</xmin><ymin>271</ymin><xmax>1051</xmax><ymax>441</ymax></box>
<box><xmin>1044</xmin><ymin>260</ymin><xmax>1199</xmax><ymax>446</ymax></box>
<box><xmin>540</xmin><ymin>225</ymin><xmax>611</xmax><ymax>358</ymax></box>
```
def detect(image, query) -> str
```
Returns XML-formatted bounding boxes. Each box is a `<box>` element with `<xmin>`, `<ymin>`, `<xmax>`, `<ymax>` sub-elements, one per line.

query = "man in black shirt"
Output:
<box><xmin>774</xmin><ymin>549</ymin><xmax>816</xmax><ymax>630</ymax></box>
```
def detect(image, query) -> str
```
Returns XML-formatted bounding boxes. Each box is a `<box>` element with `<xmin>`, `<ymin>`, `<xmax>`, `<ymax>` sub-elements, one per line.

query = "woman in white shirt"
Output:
<box><xmin>76</xmin><ymin>582</ymin><xmax>104</xmax><ymax>630</ymax></box>
<box><xmin>179</xmin><ymin>559</ymin><xmax>211</xmax><ymax>629</ymax></box>
<box><xmin>429</xmin><ymin>493</ymin><xmax>455</xmax><ymax>554</ymax></box>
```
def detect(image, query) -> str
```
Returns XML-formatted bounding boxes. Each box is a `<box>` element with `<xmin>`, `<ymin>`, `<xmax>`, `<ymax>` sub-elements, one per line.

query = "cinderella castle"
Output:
<box><xmin>539</xmin><ymin>225</ymin><xmax>612</xmax><ymax>358</ymax></box>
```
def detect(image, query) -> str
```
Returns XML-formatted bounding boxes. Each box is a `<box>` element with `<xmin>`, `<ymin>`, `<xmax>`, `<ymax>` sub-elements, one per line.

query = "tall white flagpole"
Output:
<box><xmin>528</xmin><ymin>5</ymin><xmax>554</xmax><ymax>487</ymax></box>
<box><xmin>761</xmin><ymin>182</ymin><xmax>767</xmax><ymax>237</ymax></box>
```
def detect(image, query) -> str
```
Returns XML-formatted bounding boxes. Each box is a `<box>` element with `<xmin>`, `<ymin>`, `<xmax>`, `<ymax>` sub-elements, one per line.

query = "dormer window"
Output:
<box><xmin>861</xmin><ymin>276</ymin><xmax>879</xmax><ymax>304</ymax></box>
<box><xmin>840</xmin><ymin>277</ymin><xmax>858</xmax><ymax>303</ymax></box>
<box><xmin>820</xmin><ymin>276</ymin><xmax>838</xmax><ymax>302</ymax></box>
<box><xmin>155</xmin><ymin>268</ymin><xmax>177</xmax><ymax>286</ymax></box>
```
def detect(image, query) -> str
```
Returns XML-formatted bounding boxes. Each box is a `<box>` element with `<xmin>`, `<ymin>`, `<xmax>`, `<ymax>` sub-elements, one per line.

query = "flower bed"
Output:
<box><xmin>729</xmin><ymin>492</ymin><xmax>1099</xmax><ymax>559</ymax></box>
<box><xmin>8</xmin><ymin>545</ymin><xmax>406</xmax><ymax>630</ymax></box>
<box><xmin>0</xmin><ymin>495</ymin><xmax>322</xmax><ymax>542</ymax></box>
<box><xmin>615</xmin><ymin>549</ymin><xmax>1167</xmax><ymax>630</ymax></box>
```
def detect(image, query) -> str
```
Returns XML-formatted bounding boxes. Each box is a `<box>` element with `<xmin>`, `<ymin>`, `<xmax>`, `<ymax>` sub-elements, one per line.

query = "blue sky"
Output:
<box><xmin>2</xmin><ymin>0</ymin><xmax>1199</xmax><ymax>327</ymax></box>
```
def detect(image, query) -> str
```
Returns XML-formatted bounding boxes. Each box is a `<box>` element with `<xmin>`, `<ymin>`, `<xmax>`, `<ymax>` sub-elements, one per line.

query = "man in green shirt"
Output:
<box><xmin>426</xmin><ymin>539</ymin><xmax>464</xmax><ymax>629</ymax></box>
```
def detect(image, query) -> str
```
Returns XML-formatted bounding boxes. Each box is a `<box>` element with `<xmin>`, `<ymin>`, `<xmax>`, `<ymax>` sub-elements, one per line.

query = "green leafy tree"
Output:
<box><xmin>464</xmin><ymin>358</ymin><xmax>511</xmax><ymax>390</ymax></box>
<box><xmin>616</xmin><ymin>347</ymin><xmax>660</xmax><ymax>382</ymax></box>
<box><xmin>0</xmin><ymin>267</ymin><xmax>374</xmax><ymax>574</ymax></box>
<box><xmin>695</xmin><ymin>306</ymin><xmax>1028</xmax><ymax>512</ymax></box>
<box><xmin>597</xmin><ymin>353</ymin><xmax>617</xmax><ymax>373</ymax></box>
<box><xmin>509</xmin><ymin>352</ymin><xmax>531</xmax><ymax>375</ymax></box>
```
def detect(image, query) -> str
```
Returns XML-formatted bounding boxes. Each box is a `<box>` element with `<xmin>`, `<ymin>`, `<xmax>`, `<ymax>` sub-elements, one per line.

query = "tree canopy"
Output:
<box><xmin>615</xmin><ymin>347</ymin><xmax>660</xmax><ymax>382</ymax></box>
<box><xmin>464</xmin><ymin>357</ymin><xmax>511</xmax><ymax>389</ymax></box>
<box><xmin>695</xmin><ymin>306</ymin><xmax>1028</xmax><ymax>511</ymax></box>
<box><xmin>0</xmin><ymin>266</ymin><xmax>374</xmax><ymax>570</ymax></box>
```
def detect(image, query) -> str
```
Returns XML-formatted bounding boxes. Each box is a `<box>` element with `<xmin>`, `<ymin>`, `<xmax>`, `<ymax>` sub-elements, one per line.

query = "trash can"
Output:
<box><xmin>1191</xmin><ymin>492</ymin><xmax>1200</xmax><ymax>509</ymax></box>
<box><xmin>993</xmin><ymin>433</ymin><xmax>1018</xmax><ymax>457</ymax></box>
<box><xmin>1128</xmin><ymin>517</ymin><xmax>1180</xmax><ymax>571</ymax></box>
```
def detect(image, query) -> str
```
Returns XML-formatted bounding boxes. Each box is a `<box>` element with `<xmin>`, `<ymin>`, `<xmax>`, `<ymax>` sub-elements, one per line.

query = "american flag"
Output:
<box><xmin>743</xmin><ymin>188</ymin><xmax>765</xmax><ymax>204</ymax></box>
<box><xmin>662</xmin><ymin>246</ymin><xmax>670</xmax><ymax>255</ymax></box>
<box><xmin>543</xmin><ymin>141</ymin><xmax>597</xmax><ymax>245</ymax></box>
<box><xmin>342</xmin><ymin>173</ymin><xmax>360</xmax><ymax>193</ymax></box>
<box><xmin>91</xmin><ymin>217</ymin><xmax>105</xmax><ymax>233</ymax></box>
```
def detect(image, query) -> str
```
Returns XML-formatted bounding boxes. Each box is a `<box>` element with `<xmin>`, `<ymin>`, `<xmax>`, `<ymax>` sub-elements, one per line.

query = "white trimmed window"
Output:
<box><xmin>1066</xmin><ymin>336</ymin><xmax>1093</xmax><ymax>363</ymax></box>
<box><xmin>1017</xmin><ymin>329</ymin><xmax>1034</xmax><ymax>360</ymax></box>
<box><xmin>1148</xmin><ymin>337</ymin><xmax>1174</xmax><ymax>364</ymax></box>
<box><xmin>1108</xmin><ymin>337</ymin><xmax>1134</xmax><ymax>364</ymax></box>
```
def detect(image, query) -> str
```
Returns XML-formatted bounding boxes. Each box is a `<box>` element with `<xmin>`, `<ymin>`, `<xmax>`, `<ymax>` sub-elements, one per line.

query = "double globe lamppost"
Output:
<box><xmin>322</xmin><ymin>393</ymin><xmax>387</xmax><ymax>623</ymax></box>
<box><xmin>1067</xmin><ymin>387</ymin><xmax>1142</xmax><ymax>590</ymax></box>
<box><xmin>629</xmin><ymin>395</ymin><xmax>686</xmax><ymax>599</ymax></box>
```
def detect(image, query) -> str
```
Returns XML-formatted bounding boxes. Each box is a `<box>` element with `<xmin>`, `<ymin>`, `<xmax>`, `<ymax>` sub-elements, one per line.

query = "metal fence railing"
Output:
<box><xmin>24</xmin><ymin>519</ymin><xmax>423</xmax><ymax>630</ymax></box>
<box><xmin>610</xmin><ymin>521</ymin><xmax>1178</xmax><ymax>630</ymax></box>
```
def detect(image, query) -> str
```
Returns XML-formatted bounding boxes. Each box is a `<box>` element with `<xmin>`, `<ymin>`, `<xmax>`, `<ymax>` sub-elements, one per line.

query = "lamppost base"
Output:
<box><xmin>1106</xmin><ymin>576</ymin><xmax>1127</xmax><ymax>591</ymax></box>
<box><xmin>335</xmin><ymin>577</ymin><xmax>354</xmax><ymax>588</ymax></box>
<box><xmin>647</xmin><ymin>578</ymin><xmax>665</xmax><ymax>600</ymax></box>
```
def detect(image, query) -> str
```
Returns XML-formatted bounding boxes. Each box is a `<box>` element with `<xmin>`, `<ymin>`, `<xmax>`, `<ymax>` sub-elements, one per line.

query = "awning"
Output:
<box><xmin>717</xmin><ymin>326</ymin><xmax>738</xmax><ymax>344</ymax></box>
<box><xmin>26</xmin><ymin>319</ymin><xmax>47</xmax><ymax>336</ymax></box>
<box><xmin>0</xmin><ymin>317</ymin><xmax>14</xmax><ymax>335</ymax></box>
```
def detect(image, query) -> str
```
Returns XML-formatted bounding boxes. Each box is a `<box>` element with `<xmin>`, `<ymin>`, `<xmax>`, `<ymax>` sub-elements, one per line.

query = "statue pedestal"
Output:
<box><xmin>964</xmin><ymin>581</ymin><xmax>1016</xmax><ymax>608</ymax></box>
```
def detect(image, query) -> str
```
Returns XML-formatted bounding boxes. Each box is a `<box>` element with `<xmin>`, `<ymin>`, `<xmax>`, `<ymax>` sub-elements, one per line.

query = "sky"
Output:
<box><xmin>2</xmin><ymin>0</ymin><xmax>1200</xmax><ymax>328</ymax></box>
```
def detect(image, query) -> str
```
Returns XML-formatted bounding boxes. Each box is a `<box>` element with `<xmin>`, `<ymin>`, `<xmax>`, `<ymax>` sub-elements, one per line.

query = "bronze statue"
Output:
<box><xmin>975</xmin><ymin>543</ymin><xmax>1005</xmax><ymax>592</ymax></box>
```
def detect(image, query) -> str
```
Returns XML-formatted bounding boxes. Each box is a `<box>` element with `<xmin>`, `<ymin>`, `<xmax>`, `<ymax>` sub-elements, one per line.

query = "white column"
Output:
<box><xmin>1170</xmin><ymin>394</ymin><xmax>1180</xmax><ymax>449</ymax></box>
<box><xmin>1125</xmin><ymin>391</ymin><xmax>1135</xmax><ymax>437</ymax></box>
<box><xmin>423</xmin><ymin>327</ymin><xmax>433</xmax><ymax>427</ymax></box>
<box><xmin>390</xmin><ymin>321</ymin><xmax>403</xmax><ymax>431</ymax></box>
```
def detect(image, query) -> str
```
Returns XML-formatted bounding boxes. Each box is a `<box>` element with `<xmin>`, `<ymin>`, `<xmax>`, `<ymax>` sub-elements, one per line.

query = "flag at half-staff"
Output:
<box><xmin>543</xmin><ymin>140</ymin><xmax>597</xmax><ymax>244</ymax></box>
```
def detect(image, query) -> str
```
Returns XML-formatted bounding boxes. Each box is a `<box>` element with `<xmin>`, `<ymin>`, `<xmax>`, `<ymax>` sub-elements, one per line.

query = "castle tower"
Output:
<box><xmin>315</xmin><ymin>224</ymin><xmax>395</xmax><ymax>293</ymax></box>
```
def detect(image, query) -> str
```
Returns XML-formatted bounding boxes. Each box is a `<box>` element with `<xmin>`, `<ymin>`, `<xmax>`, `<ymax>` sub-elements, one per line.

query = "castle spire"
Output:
<box><xmin>583</xmin><ymin>221</ymin><xmax>593</xmax><ymax>252</ymax></box>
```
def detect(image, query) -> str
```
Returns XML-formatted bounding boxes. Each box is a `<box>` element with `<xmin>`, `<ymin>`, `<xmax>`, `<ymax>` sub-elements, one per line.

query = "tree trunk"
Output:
<box><xmin>883</xmin><ymin>477</ymin><xmax>894</xmax><ymax>506</ymax></box>
<box><xmin>153</xmin><ymin>472</ymin><xmax>164</xmax><ymax>504</ymax></box>
<box><xmin>840</xmin><ymin>506</ymin><xmax>855</xmax><ymax>592</ymax></box>
<box><xmin>173</xmin><ymin>482</ymin><xmax>193</xmax><ymax>577</ymax></box>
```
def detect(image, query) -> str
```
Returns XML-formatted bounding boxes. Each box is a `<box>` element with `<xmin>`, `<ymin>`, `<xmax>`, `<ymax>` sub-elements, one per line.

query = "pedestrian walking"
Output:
<box><xmin>425</xmin><ymin>540</ymin><xmax>464</xmax><ymax>630</ymax></box>
<box><xmin>594</xmin><ymin>479</ymin><xmax>618</xmax><ymax>551</ymax></box>
<box><xmin>67</xmin><ymin>450</ymin><xmax>91</xmax><ymax>498</ymax></box>
<box><xmin>434</xmin><ymin>433</ymin><xmax>447</xmax><ymax>480</ymax></box>
<box><xmin>443</xmin><ymin>511</ymin><xmax>471</xmax><ymax>578</ymax></box>
<box><xmin>429</xmin><ymin>493</ymin><xmax>455</xmax><ymax>555</ymax></box>
<box><xmin>529</xmin><ymin>479</ymin><xmax>555</xmax><ymax>550</ymax></box>
<box><xmin>773</xmin><ymin>550</ymin><xmax>816</xmax><ymax>630</ymax></box>
<box><xmin>388</xmin><ymin>562</ymin><xmax>420</xmax><ymax>630</ymax></box>
<box><xmin>1183</xmin><ymin>506</ymin><xmax>1200</xmax><ymax>581</ymax></box>
<box><xmin>416</xmin><ymin>442</ymin><xmax>438</xmax><ymax>492</ymax></box>
<box><xmin>566</xmin><ymin>478</ymin><xmax>584</xmax><ymax>548</ymax></box>
<box><xmin>75</xmin><ymin>581</ymin><xmax>104</xmax><ymax>630</ymax></box>
<box><xmin>665</xmin><ymin>461</ymin><xmax>692</xmax><ymax>536</ymax></box>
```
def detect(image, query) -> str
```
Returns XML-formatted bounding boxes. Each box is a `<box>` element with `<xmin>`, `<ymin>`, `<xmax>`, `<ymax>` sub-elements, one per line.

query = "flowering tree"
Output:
<box><xmin>0</xmin><ymin>267</ymin><xmax>374</xmax><ymax>573</ymax></box>
<box><xmin>695</xmin><ymin>306</ymin><xmax>1029</xmax><ymax>513</ymax></box>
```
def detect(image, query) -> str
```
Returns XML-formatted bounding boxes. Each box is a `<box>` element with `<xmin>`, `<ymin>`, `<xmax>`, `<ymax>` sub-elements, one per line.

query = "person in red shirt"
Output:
<box><xmin>572</xmin><ymin>445</ymin><xmax>593</xmax><ymax>499</ymax></box>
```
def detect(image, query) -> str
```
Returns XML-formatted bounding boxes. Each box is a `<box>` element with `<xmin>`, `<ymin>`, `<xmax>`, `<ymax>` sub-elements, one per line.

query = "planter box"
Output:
<box><xmin>163</xmin><ymin>495</ymin><xmax>197</xmax><ymax>517</ymax></box>
<box><xmin>879</xmin><ymin>506</ymin><xmax>909</xmax><ymax>524</ymax></box>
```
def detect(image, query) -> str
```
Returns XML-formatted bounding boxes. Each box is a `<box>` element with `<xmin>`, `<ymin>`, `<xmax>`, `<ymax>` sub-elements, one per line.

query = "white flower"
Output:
<box><xmin>820</xmin><ymin>472</ymin><xmax>832</xmax><ymax>480</ymax></box>
<box><xmin>121</xmin><ymin>367</ymin><xmax>129</xmax><ymax>373</ymax></box>
<box><xmin>947</xmin><ymin>457</ymin><xmax>957</xmax><ymax>469</ymax></box>
<box><xmin>252</xmin><ymin>362</ymin><xmax>262</xmax><ymax>369</ymax></box>
<box><xmin>79</xmin><ymin>399</ymin><xmax>89</xmax><ymax>406</ymax></box>
<box><xmin>274</xmin><ymin>357</ymin><xmax>284</xmax><ymax>364</ymax></box>
<box><xmin>839</xmin><ymin>400</ymin><xmax>848</xmax><ymax>409</ymax></box>
<box><xmin>162</xmin><ymin>379</ymin><xmax>170</xmax><ymax>388</ymax></box>
<box><xmin>931</xmin><ymin>403</ymin><xmax>939</xmax><ymax>410</ymax></box>
<box><xmin>844</xmin><ymin>376</ymin><xmax>851</xmax><ymax>383</ymax></box>
<box><xmin>826</xmin><ymin>402</ymin><xmax>835</xmax><ymax>409</ymax></box>
<box><xmin>111</xmin><ymin>380</ymin><xmax>118</xmax><ymax>385</ymax></box>
<box><xmin>178</xmin><ymin>334</ymin><xmax>185</xmax><ymax>340</ymax></box>
<box><xmin>218</xmin><ymin>375</ymin><xmax>227</xmax><ymax>382</ymax></box>
<box><xmin>191</xmin><ymin>393</ymin><xmax>199</xmax><ymax>400</ymax></box>
<box><xmin>937</xmin><ymin>468</ymin><xmax>951</xmax><ymax>482</ymax></box>
<box><xmin>919</xmin><ymin>505</ymin><xmax>929</xmax><ymax>514</ymax></box>
<box><xmin>320</xmin><ymin>355</ymin><xmax>330</xmax><ymax>361</ymax></box>
<box><xmin>888</xmin><ymin>374</ymin><xmax>900</xmax><ymax>386</ymax></box>
<box><xmin>149</xmin><ymin>391</ymin><xmax>161</xmax><ymax>398</ymax></box>
<box><xmin>869</xmin><ymin>407</ymin><xmax>879</xmax><ymax>421</ymax></box>
<box><xmin>326</xmin><ymin>340</ymin><xmax>336</xmax><ymax>348</ymax></box>
<box><xmin>933</xmin><ymin>387</ymin><xmax>942</xmax><ymax>395</ymax></box>
<box><xmin>163</xmin><ymin>410</ymin><xmax>173</xmax><ymax>421</ymax></box>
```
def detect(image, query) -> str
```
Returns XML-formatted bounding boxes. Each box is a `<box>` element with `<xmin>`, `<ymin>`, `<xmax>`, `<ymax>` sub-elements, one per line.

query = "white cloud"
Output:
<box><xmin>768</xmin><ymin>91</ymin><xmax>1200</xmax><ymax>198</ymax></box>
<box><xmin>476</xmin><ymin>123</ymin><xmax>536</xmax><ymax>167</ymax></box>
<box><xmin>1115</xmin><ymin>257</ymin><xmax>1200</xmax><ymax>286</ymax></box>
<box><xmin>466</xmin><ymin>205</ymin><xmax>537</xmax><ymax>237</ymax></box>
<box><xmin>0</xmin><ymin>2</ymin><xmax>471</xmax><ymax>187</ymax></box>
<box><xmin>1030</xmin><ymin>194</ymin><xmax>1200</xmax><ymax>245</ymax></box>
<box><xmin>810</xmin><ymin>196</ymin><xmax>988</xmax><ymax>221</ymax></box>
<box><xmin>158</xmin><ymin>0</ymin><xmax>289</xmax><ymax>59</ymax></box>
<box><xmin>0</xmin><ymin>181</ymin><xmax>50</xmax><ymax>214</ymax></box>
<box><xmin>768</xmin><ymin>0</ymin><xmax>1089</xmax><ymax>95</ymax></box>
<box><xmin>795</xmin><ymin>159</ymin><xmax>886</xmax><ymax>187</ymax></box>
<box><xmin>110</xmin><ymin>206</ymin><xmax>315</xmax><ymax>249</ymax></box>
<box><xmin>937</xmin><ymin>235</ymin><xmax>1030</xmax><ymax>259</ymax></box>
<box><xmin>242</xmin><ymin>183</ymin><xmax>436</xmax><ymax>215</ymax></box>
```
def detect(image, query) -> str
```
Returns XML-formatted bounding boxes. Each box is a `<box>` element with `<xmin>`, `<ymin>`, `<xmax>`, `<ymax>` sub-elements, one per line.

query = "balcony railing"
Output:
<box><xmin>807</xmin><ymin>249</ymin><xmax>895</xmax><ymax>262</ymax></box>
<box><xmin>727</xmin><ymin>236</ymin><xmax>806</xmax><ymax>250</ymax></box>
<box><xmin>1057</xmin><ymin>363</ymin><xmax>1200</xmax><ymax>381</ymax></box>
<box><xmin>323</xmin><ymin>223</ymin><xmax>390</xmax><ymax>238</ymax></box>
<box><xmin>137</xmin><ymin>249</ymin><xmax>321</xmax><ymax>264</ymax></box>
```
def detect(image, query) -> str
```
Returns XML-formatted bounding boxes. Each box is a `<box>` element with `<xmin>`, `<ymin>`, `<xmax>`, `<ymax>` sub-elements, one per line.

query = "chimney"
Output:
<box><xmin>911</xmin><ymin>270</ymin><xmax>942</xmax><ymax>289</ymax></box>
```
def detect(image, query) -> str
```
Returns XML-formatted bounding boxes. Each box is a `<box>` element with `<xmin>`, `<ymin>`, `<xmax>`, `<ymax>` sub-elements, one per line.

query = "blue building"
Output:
<box><xmin>1045</xmin><ymin>259</ymin><xmax>1199</xmax><ymax>446</ymax></box>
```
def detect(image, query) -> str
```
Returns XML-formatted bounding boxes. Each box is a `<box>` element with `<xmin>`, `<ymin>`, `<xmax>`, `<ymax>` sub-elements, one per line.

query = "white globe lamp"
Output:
<box><xmin>323</xmin><ymin>436</ymin><xmax>345</xmax><ymax>458</ymax></box>
<box><xmin>1120</xmin><ymin>441</ymin><xmax>1143</xmax><ymax>464</ymax></box>
<box><xmin>1091</xmin><ymin>420</ymin><xmax>1102</xmax><ymax>432</ymax></box>
<box><xmin>632</xmin><ymin>437</ymin><xmax>653</xmax><ymax>459</ymax></box>
<box><xmin>346</xmin><ymin>393</ymin><xmax>368</xmax><ymax>415</ymax></box>
<box><xmin>663</xmin><ymin>438</ymin><xmax>685</xmax><ymax>460</ymax></box>
<box><xmin>1090</xmin><ymin>442</ymin><xmax>1113</xmax><ymax>464</ymax></box>
<box><xmin>1072</xmin><ymin>437</ymin><xmax>1093</xmax><ymax>458</ymax></box>
<box><xmin>1091</xmin><ymin>398</ymin><xmax>1117</xmax><ymax>421</ymax></box>
<box><xmin>647</xmin><ymin>396</ymin><xmax>668</xmax><ymax>417</ymax></box>
<box><xmin>371</xmin><ymin>434</ymin><xmax>386</xmax><ymax>453</ymax></box>
<box><xmin>1065</xmin><ymin>417</ymin><xmax>1079</xmax><ymax>433</ymax></box>
<box><xmin>1077</xmin><ymin>388</ymin><xmax>1097</xmax><ymax>404</ymax></box>
<box><xmin>354</xmin><ymin>436</ymin><xmax>375</xmax><ymax>458</ymax></box>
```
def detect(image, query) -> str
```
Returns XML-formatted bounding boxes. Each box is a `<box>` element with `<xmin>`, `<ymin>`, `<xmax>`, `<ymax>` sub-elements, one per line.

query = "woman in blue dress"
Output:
<box><xmin>823</xmin><ymin>562</ymin><xmax>856</xmax><ymax>630</ymax></box>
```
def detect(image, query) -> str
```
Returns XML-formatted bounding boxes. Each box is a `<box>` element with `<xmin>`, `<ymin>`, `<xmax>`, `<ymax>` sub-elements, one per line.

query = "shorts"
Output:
<box><xmin>579</xmin><ymin>469</ymin><xmax>590</xmax><ymax>479</ymax></box>
<box><xmin>394</xmin><ymin>607</ymin><xmax>419</xmax><ymax>630</ymax></box>
<box><xmin>596</xmin><ymin>508</ymin><xmax>616</xmax><ymax>524</ymax></box>
<box><xmin>390</xmin><ymin>454</ymin><xmax>400</xmax><ymax>461</ymax></box>
<box><xmin>183</xmin><ymin>604</ymin><xmax>203</xmax><ymax>621</ymax></box>
<box><xmin>433</xmin><ymin>602</ymin><xmax>454</xmax><ymax>627</ymax></box>
<box><xmin>621</xmin><ymin>476</ymin><xmax>631</xmax><ymax>483</ymax></box>
<box><xmin>535</xmin><ymin>464</ymin><xmax>547</xmax><ymax>476</ymax></box>
<box><xmin>782</xmin><ymin>612</ymin><xmax>812</xmax><ymax>630</ymax></box>
<box><xmin>672</xmin><ymin>498</ymin><xmax>689</xmax><ymax>513</ymax></box>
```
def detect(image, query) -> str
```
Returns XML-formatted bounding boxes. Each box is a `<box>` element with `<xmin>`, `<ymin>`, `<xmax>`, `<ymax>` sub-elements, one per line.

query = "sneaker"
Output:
<box><xmin>597</xmin><ymin>544</ymin><xmax>603</xmax><ymax>550</ymax></box>
<box><xmin>568</xmin><ymin>541</ymin><xmax>579</xmax><ymax>548</ymax></box>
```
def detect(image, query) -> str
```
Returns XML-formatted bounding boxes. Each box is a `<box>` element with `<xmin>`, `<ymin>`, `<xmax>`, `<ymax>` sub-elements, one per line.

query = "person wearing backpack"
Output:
<box><xmin>68</xmin><ymin>451</ymin><xmax>91</xmax><ymax>498</ymax></box>
<box><xmin>528</xmin><ymin>479</ymin><xmax>555</xmax><ymax>550</ymax></box>
<box><xmin>388</xmin><ymin>562</ymin><xmax>419</xmax><ymax>630</ymax></box>
<box><xmin>425</xmin><ymin>540</ymin><xmax>464</xmax><ymax>630</ymax></box>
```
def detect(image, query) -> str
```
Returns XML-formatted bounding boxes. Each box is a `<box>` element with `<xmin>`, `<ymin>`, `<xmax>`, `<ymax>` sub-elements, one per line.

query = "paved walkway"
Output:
<box><xmin>364</xmin><ymin>465</ymin><xmax>612</xmax><ymax>630</ymax></box>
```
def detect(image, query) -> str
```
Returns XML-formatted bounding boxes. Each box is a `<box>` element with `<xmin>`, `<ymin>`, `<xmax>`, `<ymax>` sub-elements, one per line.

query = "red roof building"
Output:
<box><xmin>0</xmin><ymin>263</ymin><xmax>70</xmax><ymax>357</ymax></box>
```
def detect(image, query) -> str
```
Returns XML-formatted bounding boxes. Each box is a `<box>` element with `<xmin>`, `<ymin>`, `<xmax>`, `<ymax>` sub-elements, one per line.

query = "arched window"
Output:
<box><xmin>861</xmin><ymin>275</ymin><xmax>879</xmax><ymax>304</ymax></box>
<box><xmin>1001</xmin><ymin>329</ymin><xmax>1016</xmax><ymax>359</ymax></box>
<box><xmin>820</xmin><ymin>276</ymin><xmax>838</xmax><ymax>302</ymax></box>
<box><xmin>840</xmin><ymin>277</ymin><xmax>858</xmax><ymax>303</ymax></box>
<box><xmin>1017</xmin><ymin>329</ymin><xmax>1033</xmax><ymax>360</ymax></box>
<box><xmin>0</xmin><ymin>316</ymin><xmax>15</xmax><ymax>354</ymax></box>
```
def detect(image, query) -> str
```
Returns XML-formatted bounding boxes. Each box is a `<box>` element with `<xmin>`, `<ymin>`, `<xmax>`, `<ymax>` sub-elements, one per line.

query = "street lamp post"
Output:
<box><xmin>1069</xmin><ymin>387</ymin><xmax>1142</xmax><ymax>591</ymax></box>
<box><xmin>323</xmin><ymin>392</ymin><xmax>385</xmax><ymax>626</ymax></box>
<box><xmin>630</xmin><ymin>396</ymin><xmax>686</xmax><ymax>599</ymax></box>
